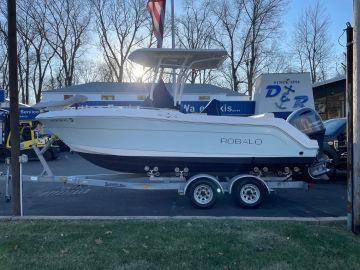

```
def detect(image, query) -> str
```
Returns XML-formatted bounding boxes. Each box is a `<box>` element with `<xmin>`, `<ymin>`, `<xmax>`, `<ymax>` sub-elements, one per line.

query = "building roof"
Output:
<box><xmin>312</xmin><ymin>75</ymin><xmax>345</xmax><ymax>88</ymax></box>
<box><xmin>44</xmin><ymin>82</ymin><xmax>244</xmax><ymax>97</ymax></box>
<box><xmin>1</xmin><ymin>99</ymin><xmax>30</xmax><ymax>108</ymax></box>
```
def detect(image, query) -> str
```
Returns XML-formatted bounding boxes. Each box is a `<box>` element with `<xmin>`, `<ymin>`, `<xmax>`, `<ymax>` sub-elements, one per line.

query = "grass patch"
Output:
<box><xmin>0</xmin><ymin>220</ymin><xmax>359</xmax><ymax>270</ymax></box>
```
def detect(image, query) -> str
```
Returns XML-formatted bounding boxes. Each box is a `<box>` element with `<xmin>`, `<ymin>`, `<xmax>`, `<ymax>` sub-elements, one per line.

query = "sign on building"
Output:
<box><xmin>253</xmin><ymin>73</ymin><xmax>315</xmax><ymax>118</ymax></box>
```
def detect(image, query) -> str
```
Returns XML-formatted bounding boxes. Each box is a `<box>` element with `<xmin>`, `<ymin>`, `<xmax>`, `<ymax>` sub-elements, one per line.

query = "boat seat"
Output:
<box><xmin>143</xmin><ymin>79</ymin><xmax>176</xmax><ymax>109</ymax></box>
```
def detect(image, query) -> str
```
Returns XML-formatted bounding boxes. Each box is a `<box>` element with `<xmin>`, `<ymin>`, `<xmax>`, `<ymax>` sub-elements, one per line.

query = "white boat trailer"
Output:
<box><xmin>1</xmin><ymin>140</ymin><xmax>310</xmax><ymax>211</ymax></box>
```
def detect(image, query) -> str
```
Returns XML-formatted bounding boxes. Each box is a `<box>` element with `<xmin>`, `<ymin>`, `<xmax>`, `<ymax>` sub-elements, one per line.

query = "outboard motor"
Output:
<box><xmin>287</xmin><ymin>108</ymin><xmax>329</xmax><ymax>179</ymax></box>
<box><xmin>286</xmin><ymin>107</ymin><xmax>325</xmax><ymax>153</ymax></box>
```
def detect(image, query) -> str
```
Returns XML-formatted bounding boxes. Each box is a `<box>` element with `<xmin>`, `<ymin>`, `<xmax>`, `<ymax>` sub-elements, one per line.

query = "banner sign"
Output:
<box><xmin>253</xmin><ymin>73</ymin><xmax>315</xmax><ymax>115</ymax></box>
<box><xmin>179</xmin><ymin>101</ymin><xmax>255</xmax><ymax>116</ymax></box>
<box><xmin>2</xmin><ymin>107</ymin><xmax>40</xmax><ymax>121</ymax></box>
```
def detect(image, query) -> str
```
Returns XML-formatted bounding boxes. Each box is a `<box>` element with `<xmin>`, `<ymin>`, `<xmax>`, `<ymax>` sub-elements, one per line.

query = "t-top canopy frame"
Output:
<box><xmin>129</xmin><ymin>48</ymin><xmax>227</xmax><ymax>69</ymax></box>
<box><xmin>128</xmin><ymin>48</ymin><xmax>228</xmax><ymax>105</ymax></box>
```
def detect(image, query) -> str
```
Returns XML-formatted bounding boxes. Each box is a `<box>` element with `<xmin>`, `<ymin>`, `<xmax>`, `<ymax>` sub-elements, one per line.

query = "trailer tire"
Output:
<box><xmin>43</xmin><ymin>150</ymin><xmax>53</xmax><ymax>161</ymax></box>
<box><xmin>188</xmin><ymin>179</ymin><xmax>218</xmax><ymax>209</ymax></box>
<box><xmin>49</xmin><ymin>149</ymin><xmax>59</xmax><ymax>160</ymax></box>
<box><xmin>233</xmin><ymin>179</ymin><xmax>266</xmax><ymax>209</ymax></box>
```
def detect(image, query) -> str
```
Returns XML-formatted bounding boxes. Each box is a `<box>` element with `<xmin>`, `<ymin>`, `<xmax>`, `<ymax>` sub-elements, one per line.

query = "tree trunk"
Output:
<box><xmin>25</xmin><ymin>50</ymin><xmax>30</xmax><ymax>104</ymax></box>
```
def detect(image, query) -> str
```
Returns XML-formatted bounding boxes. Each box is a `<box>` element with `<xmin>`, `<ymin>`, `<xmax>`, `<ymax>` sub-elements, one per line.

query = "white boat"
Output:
<box><xmin>36</xmin><ymin>49</ymin><xmax>328</xmax><ymax>178</ymax></box>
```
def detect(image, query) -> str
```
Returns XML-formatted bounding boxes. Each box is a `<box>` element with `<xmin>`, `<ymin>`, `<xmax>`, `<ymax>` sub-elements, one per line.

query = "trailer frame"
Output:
<box><xmin>1</xmin><ymin>142</ymin><xmax>312</xmax><ymax>212</ymax></box>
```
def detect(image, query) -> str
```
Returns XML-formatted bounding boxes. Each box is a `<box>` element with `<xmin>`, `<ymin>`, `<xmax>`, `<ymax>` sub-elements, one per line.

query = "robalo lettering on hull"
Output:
<box><xmin>220</xmin><ymin>138</ymin><xmax>263</xmax><ymax>145</ymax></box>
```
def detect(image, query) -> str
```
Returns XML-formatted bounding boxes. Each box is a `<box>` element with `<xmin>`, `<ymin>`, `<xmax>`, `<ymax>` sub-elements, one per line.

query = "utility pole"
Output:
<box><xmin>351</xmin><ymin>0</ymin><xmax>360</xmax><ymax>234</ymax></box>
<box><xmin>346</xmin><ymin>23</ymin><xmax>354</xmax><ymax>232</ymax></box>
<box><xmin>7</xmin><ymin>0</ymin><xmax>21</xmax><ymax>216</ymax></box>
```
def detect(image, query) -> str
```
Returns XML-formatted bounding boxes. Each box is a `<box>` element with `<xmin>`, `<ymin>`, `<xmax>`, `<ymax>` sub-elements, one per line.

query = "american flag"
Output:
<box><xmin>146</xmin><ymin>0</ymin><xmax>166</xmax><ymax>48</ymax></box>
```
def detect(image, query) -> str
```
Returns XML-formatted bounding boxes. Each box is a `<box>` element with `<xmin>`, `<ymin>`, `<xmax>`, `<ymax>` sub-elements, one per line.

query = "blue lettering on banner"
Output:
<box><xmin>265</xmin><ymin>84</ymin><xmax>309</xmax><ymax>110</ymax></box>
<box><xmin>180</xmin><ymin>101</ymin><xmax>255</xmax><ymax>116</ymax></box>
<box><xmin>265</xmin><ymin>85</ymin><xmax>282</xmax><ymax>97</ymax></box>
<box><xmin>293</xmin><ymin>96</ymin><xmax>309</xmax><ymax>108</ymax></box>
<box><xmin>275</xmin><ymin>85</ymin><xmax>295</xmax><ymax>110</ymax></box>
<box><xmin>19</xmin><ymin>108</ymin><xmax>40</xmax><ymax>120</ymax></box>
<box><xmin>2</xmin><ymin>107</ymin><xmax>40</xmax><ymax>120</ymax></box>
<box><xmin>79</xmin><ymin>100</ymin><xmax>256</xmax><ymax>116</ymax></box>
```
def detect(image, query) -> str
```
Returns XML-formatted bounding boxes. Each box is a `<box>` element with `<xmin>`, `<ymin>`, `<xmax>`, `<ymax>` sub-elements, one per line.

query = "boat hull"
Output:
<box><xmin>37</xmin><ymin>107</ymin><xmax>320</xmax><ymax>176</ymax></box>
<box><xmin>78</xmin><ymin>152</ymin><xmax>315</xmax><ymax>176</ymax></box>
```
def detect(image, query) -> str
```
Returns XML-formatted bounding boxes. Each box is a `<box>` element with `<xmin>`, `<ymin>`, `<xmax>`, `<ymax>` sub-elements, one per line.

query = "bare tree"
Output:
<box><xmin>44</xmin><ymin>0</ymin><xmax>91</xmax><ymax>87</ymax></box>
<box><xmin>261</xmin><ymin>45</ymin><xmax>293</xmax><ymax>74</ymax></box>
<box><xmin>242</xmin><ymin>0</ymin><xmax>285</xmax><ymax>96</ymax></box>
<box><xmin>211</xmin><ymin>0</ymin><xmax>248</xmax><ymax>92</ymax></box>
<box><xmin>0</xmin><ymin>0</ymin><xmax>57</xmax><ymax>103</ymax></box>
<box><xmin>26</xmin><ymin>0</ymin><xmax>57</xmax><ymax>102</ymax></box>
<box><xmin>292</xmin><ymin>1</ymin><xmax>332</xmax><ymax>83</ymax></box>
<box><xmin>0</xmin><ymin>4</ymin><xmax>30</xmax><ymax>101</ymax></box>
<box><xmin>91</xmin><ymin>0</ymin><xmax>148</xmax><ymax>83</ymax></box>
<box><xmin>175</xmin><ymin>0</ymin><xmax>215</xmax><ymax>83</ymax></box>
<box><xmin>0</xmin><ymin>41</ymin><xmax>7</xmax><ymax>91</ymax></box>
<box><xmin>75</xmin><ymin>59</ymin><xmax>104</xmax><ymax>83</ymax></box>
<box><xmin>16</xmin><ymin>0</ymin><xmax>39</xmax><ymax>104</ymax></box>
<box><xmin>0</xmin><ymin>20</ymin><xmax>8</xmax><ymax>92</ymax></box>
<box><xmin>211</xmin><ymin>0</ymin><xmax>285</xmax><ymax>95</ymax></box>
<box><xmin>0</xmin><ymin>0</ymin><xmax>90</xmax><ymax>102</ymax></box>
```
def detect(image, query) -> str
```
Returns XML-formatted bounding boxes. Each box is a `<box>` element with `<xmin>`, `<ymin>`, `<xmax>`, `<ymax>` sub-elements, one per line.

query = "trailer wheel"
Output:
<box><xmin>43</xmin><ymin>150</ymin><xmax>53</xmax><ymax>161</ymax></box>
<box><xmin>189</xmin><ymin>180</ymin><xmax>217</xmax><ymax>209</ymax></box>
<box><xmin>233</xmin><ymin>179</ymin><xmax>266</xmax><ymax>209</ymax></box>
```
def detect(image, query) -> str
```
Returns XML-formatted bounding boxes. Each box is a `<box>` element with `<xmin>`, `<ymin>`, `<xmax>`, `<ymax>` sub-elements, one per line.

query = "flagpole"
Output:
<box><xmin>171</xmin><ymin>0</ymin><xmax>175</xmax><ymax>49</ymax></box>
<box><xmin>171</xmin><ymin>0</ymin><xmax>176</xmax><ymax>101</ymax></box>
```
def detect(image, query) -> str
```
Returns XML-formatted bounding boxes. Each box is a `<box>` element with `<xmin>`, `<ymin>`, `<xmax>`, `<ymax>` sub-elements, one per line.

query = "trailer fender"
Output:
<box><xmin>228</xmin><ymin>175</ymin><xmax>271</xmax><ymax>195</ymax></box>
<box><xmin>183</xmin><ymin>174</ymin><xmax>224</xmax><ymax>196</ymax></box>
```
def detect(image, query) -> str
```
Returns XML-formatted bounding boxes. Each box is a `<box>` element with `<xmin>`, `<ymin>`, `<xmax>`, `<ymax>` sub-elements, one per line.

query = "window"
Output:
<box><xmin>64</xmin><ymin>95</ymin><xmax>73</xmax><ymax>100</ymax></box>
<box><xmin>101</xmin><ymin>95</ymin><xmax>115</xmax><ymax>101</ymax></box>
<box><xmin>198</xmin><ymin>95</ymin><xmax>210</xmax><ymax>101</ymax></box>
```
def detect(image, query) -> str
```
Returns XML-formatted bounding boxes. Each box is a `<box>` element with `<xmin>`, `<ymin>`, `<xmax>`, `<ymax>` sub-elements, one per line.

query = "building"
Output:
<box><xmin>42</xmin><ymin>82</ymin><xmax>256</xmax><ymax>116</ymax></box>
<box><xmin>41</xmin><ymin>73</ymin><xmax>318</xmax><ymax>118</ymax></box>
<box><xmin>42</xmin><ymin>82</ymin><xmax>249</xmax><ymax>103</ymax></box>
<box><xmin>312</xmin><ymin>76</ymin><xmax>346</xmax><ymax>120</ymax></box>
